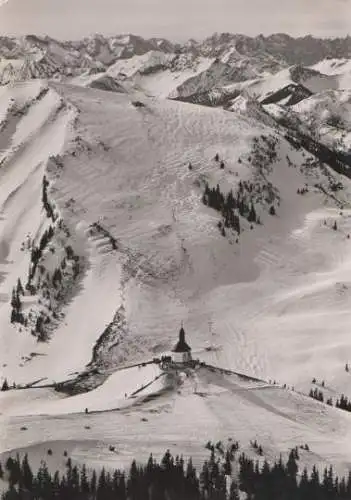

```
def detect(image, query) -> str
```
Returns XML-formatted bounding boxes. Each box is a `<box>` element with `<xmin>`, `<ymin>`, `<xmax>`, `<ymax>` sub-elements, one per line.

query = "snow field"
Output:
<box><xmin>2</xmin><ymin>366</ymin><xmax>351</xmax><ymax>478</ymax></box>
<box><xmin>1</xmin><ymin>75</ymin><xmax>351</xmax><ymax>476</ymax></box>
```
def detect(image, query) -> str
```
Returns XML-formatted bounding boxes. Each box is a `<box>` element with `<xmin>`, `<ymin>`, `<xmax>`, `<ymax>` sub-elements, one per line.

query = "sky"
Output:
<box><xmin>0</xmin><ymin>0</ymin><xmax>349</xmax><ymax>41</ymax></box>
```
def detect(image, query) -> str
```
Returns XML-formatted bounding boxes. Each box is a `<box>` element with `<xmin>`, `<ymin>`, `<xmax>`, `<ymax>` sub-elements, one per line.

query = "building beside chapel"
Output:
<box><xmin>172</xmin><ymin>326</ymin><xmax>192</xmax><ymax>364</ymax></box>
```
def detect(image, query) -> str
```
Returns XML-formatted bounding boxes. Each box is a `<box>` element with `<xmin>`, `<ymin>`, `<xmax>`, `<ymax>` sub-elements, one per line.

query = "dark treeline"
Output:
<box><xmin>2</xmin><ymin>446</ymin><xmax>351</xmax><ymax>500</ymax></box>
<box><xmin>202</xmin><ymin>181</ymin><xmax>264</xmax><ymax>236</ymax></box>
<box><xmin>309</xmin><ymin>387</ymin><xmax>351</xmax><ymax>414</ymax></box>
<box><xmin>284</xmin><ymin>130</ymin><xmax>351</xmax><ymax>178</ymax></box>
<box><xmin>336</xmin><ymin>394</ymin><xmax>351</xmax><ymax>412</ymax></box>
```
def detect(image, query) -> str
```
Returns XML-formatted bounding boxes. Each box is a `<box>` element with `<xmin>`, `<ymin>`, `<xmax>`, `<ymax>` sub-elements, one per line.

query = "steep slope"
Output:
<box><xmin>172</xmin><ymin>62</ymin><xmax>348</xmax><ymax>112</ymax></box>
<box><xmin>1</xmin><ymin>80</ymin><xmax>350</xmax><ymax>398</ymax></box>
<box><xmin>106</xmin><ymin>51</ymin><xmax>214</xmax><ymax>98</ymax></box>
<box><xmin>262</xmin><ymin>89</ymin><xmax>351</xmax><ymax>158</ymax></box>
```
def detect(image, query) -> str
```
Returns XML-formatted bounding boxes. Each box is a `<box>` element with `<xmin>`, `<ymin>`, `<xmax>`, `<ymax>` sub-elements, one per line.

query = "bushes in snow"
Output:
<box><xmin>89</xmin><ymin>222</ymin><xmax>118</xmax><ymax>251</ymax></box>
<box><xmin>309</xmin><ymin>387</ymin><xmax>324</xmax><ymax>402</ymax></box>
<box><xmin>250</xmin><ymin>440</ymin><xmax>264</xmax><ymax>456</ymax></box>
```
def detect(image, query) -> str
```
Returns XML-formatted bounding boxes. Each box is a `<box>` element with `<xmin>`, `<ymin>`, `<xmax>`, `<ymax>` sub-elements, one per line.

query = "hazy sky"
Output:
<box><xmin>0</xmin><ymin>0</ymin><xmax>349</xmax><ymax>41</ymax></box>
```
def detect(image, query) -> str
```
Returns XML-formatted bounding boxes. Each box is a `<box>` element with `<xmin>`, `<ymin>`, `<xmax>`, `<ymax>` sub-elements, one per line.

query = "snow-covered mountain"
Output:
<box><xmin>1</xmin><ymin>31</ymin><xmax>351</xmax><ymax>482</ymax></box>
<box><xmin>1</xmin><ymin>33</ymin><xmax>351</xmax><ymax>89</ymax></box>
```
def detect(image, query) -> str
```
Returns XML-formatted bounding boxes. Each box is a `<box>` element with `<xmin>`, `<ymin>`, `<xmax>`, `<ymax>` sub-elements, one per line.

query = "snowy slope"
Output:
<box><xmin>262</xmin><ymin>89</ymin><xmax>351</xmax><ymax>155</ymax></box>
<box><xmin>70</xmin><ymin>71</ymin><xmax>126</xmax><ymax>93</ymax></box>
<box><xmin>226</xmin><ymin>65</ymin><xmax>341</xmax><ymax>102</ymax></box>
<box><xmin>311</xmin><ymin>58</ymin><xmax>351</xmax><ymax>90</ymax></box>
<box><xmin>106</xmin><ymin>51</ymin><xmax>214</xmax><ymax>98</ymax></box>
<box><xmin>2</xmin><ymin>366</ymin><xmax>351</xmax><ymax>478</ymax></box>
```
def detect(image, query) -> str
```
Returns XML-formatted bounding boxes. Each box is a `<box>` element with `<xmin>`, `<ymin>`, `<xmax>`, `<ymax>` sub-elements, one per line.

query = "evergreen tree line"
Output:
<box><xmin>335</xmin><ymin>394</ymin><xmax>351</xmax><ymax>413</ymax></box>
<box><xmin>283</xmin><ymin>130</ymin><xmax>351</xmax><ymax>180</ymax></box>
<box><xmin>10</xmin><ymin>279</ymin><xmax>25</xmax><ymax>325</ymax></box>
<box><xmin>250</xmin><ymin>135</ymin><xmax>278</xmax><ymax>171</ymax></box>
<box><xmin>202</xmin><ymin>182</ymin><xmax>261</xmax><ymax>235</ymax></box>
<box><xmin>10</xmin><ymin>225</ymin><xmax>81</xmax><ymax>339</ymax></box>
<box><xmin>10</xmin><ymin>223</ymin><xmax>55</xmax><ymax>328</ymax></box>
<box><xmin>2</xmin><ymin>446</ymin><xmax>351</xmax><ymax>500</ymax></box>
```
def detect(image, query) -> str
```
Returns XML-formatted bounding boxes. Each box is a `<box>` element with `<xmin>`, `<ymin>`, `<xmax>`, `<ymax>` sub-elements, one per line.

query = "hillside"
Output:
<box><xmin>1</xmin><ymin>79</ymin><xmax>350</xmax><ymax>387</ymax></box>
<box><xmin>1</xmin><ymin>31</ymin><xmax>351</xmax><ymax>483</ymax></box>
<box><xmin>2</xmin><ymin>362</ymin><xmax>351</xmax><ymax>479</ymax></box>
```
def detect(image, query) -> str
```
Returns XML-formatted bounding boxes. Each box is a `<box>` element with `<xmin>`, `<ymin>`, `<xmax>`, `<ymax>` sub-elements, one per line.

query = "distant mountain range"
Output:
<box><xmin>0</xmin><ymin>33</ymin><xmax>351</xmax><ymax>83</ymax></box>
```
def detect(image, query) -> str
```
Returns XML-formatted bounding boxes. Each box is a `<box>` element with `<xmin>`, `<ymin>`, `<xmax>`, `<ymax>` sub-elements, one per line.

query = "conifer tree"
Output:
<box><xmin>2</xmin><ymin>485</ymin><xmax>20</xmax><ymax>499</ymax></box>
<box><xmin>200</xmin><ymin>461</ymin><xmax>210</xmax><ymax>496</ymax></box>
<box><xmin>21</xmin><ymin>454</ymin><xmax>33</xmax><ymax>491</ymax></box>
<box><xmin>11</xmin><ymin>289</ymin><xmax>20</xmax><ymax>311</ymax></box>
<box><xmin>248</xmin><ymin>203</ymin><xmax>257</xmax><ymax>223</ymax></box>
<box><xmin>90</xmin><ymin>469</ymin><xmax>97</xmax><ymax>496</ymax></box>
<box><xmin>80</xmin><ymin>464</ymin><xmax>90</xmax><ymax>495</ymax></box>
<box><xmin>16</xmin><ymin>279</ymin><xmax>24</xmax><ymax>296</ymax></box>
<box><xmin>1</xmin><ymin>378</ymin><xmax>9</xmax><ymax>391</ymax></box>
<box><xmin>224</xmin><ymin>450</ymin><xmax>232</xmax><ymax>475</ymax></box>
<box><xmin>229</xmin><ymin>480</ymin><xmax>240</xmax><ymax>500</ymax></box>
<box><xmin>127</xmin><ymin>460</ymin><xmax>139</xmax><ymax>500</ymax></box>
<box><xmin>51</xmin><ymin>470</ymin><xmax>60</xmax><ymax>498</ymax></box>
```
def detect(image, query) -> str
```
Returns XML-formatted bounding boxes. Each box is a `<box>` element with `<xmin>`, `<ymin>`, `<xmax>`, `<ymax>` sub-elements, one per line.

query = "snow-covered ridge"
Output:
<box><xmin>0</xmin><ymin>35</ymin><xmax>351</xmax><ymax>476</ymax></box>
<box><xmin>0</xmin><ymin>46</ymin><xmax>351</xmax><ymax>476</ymax></box>
<box><xmin>0</xmin><ymin>77</ymin><xmax>350</xmax><ymax>392</ymax></box>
